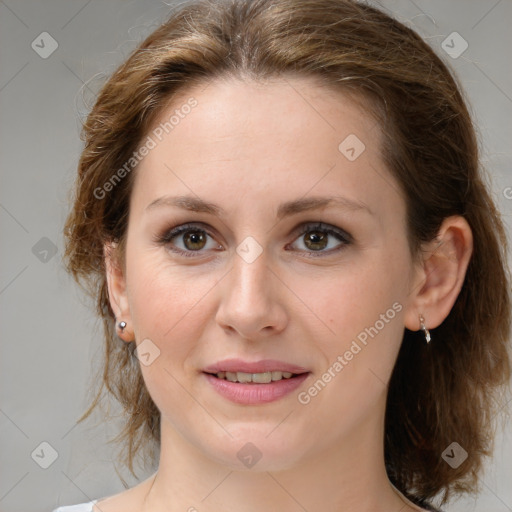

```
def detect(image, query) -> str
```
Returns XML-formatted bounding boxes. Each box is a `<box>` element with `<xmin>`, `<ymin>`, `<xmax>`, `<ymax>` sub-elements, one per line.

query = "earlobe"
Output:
<box><xmin>404</xmin><ymin>215</ymin><xmax>473</xmax><ymax>335</ymax></box>
<box><xmin>104</xmin><ymin>241</ymin><xmax>135</xmax><ymax>343</ymax></box>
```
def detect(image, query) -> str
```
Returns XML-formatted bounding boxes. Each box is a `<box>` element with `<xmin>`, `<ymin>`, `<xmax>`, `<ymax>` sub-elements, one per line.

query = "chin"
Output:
<box><xmin>199</xmin><ymin>427</ymin><xmax>308</xmax><ymax>472</ymax></box>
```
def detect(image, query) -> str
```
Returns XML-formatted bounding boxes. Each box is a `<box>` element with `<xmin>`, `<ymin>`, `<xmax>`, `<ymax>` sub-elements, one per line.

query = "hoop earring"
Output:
<box><xmin>419</xmin><ymin>314</ymin><xmax>431</xmax><ymax>344</ymax></box>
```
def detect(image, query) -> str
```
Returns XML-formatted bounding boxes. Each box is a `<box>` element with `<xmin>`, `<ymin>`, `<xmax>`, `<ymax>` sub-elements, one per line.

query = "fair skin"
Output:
<box><xmin>99</xmin><ymin>76</ymin><xmax>473</xmax><ymax>512</ymax></box>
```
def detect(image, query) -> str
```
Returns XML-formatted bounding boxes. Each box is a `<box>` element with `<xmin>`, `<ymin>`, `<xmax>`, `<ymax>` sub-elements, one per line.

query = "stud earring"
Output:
<box><xmin>419</xmin><ymin>314</ymin><xmax>431</xmax><ymax>344</ymax></box>
<box><xmin>118</xmin><ymin>320</ymin><xmax>127</xmax><ymax>332</ymax></box>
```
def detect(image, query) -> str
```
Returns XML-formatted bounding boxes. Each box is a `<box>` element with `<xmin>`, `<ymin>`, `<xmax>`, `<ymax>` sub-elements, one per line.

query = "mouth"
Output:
<box><xmin>202</xmin><ymin>359</ymin><xmax>310</xmax><ymax>404</ymax></box>
<box><xmin>202</xmin><ymin>358</ymin><xmax>310</xmax><ymax>383</ymax></box>
<box><xmin>204</xmin><ymin>370</ymin><xmax>301</xmax><ymax>383</ymax></box>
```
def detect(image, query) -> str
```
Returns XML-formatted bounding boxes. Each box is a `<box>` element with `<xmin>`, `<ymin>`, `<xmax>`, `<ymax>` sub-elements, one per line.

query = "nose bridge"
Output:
<box><xmin>216</xmin><ymin>243</ymin><xmax>287</xmax><ymax>337</ymax></box>
<box><xmin>228</xmin><ymin>246</ymin><xmax>272</xmax><ymax>311</ymax></box>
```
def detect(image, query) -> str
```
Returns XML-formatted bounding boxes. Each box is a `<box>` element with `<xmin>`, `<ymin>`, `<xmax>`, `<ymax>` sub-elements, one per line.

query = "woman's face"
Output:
<box><xmin>112</xmin><ymin>76</ymin><xmax>421</xmax><ymax>470</ymax></box>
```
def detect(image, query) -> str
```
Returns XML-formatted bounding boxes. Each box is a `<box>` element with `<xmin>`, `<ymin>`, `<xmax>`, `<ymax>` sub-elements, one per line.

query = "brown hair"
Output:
<box><xmin>63</xmin><ymin>0</ymin><xmax>511</xmax><ymax>507</ymax></box>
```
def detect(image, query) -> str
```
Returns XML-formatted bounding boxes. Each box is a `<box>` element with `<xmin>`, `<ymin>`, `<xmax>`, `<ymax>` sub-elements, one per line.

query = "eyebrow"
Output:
<box><xmin>144</xmin><ymin>194</ymin><xmax>373</xmax><ymax>219</ymax></box>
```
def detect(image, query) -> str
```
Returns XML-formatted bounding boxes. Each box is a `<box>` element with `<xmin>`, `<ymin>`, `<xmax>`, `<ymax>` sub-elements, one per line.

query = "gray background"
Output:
<box><xmin>0</xmin><ymin>1</ymin><xmax>511</xmax><ymax>511</ymax></box>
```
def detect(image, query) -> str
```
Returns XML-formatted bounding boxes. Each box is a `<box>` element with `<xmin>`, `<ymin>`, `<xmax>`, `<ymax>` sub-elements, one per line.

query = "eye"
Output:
<box><xmin>155</xmin><ymin>223</ymin><xmax>221</xmax><ymax>257</ymax></box>
<box><xmin>155</xmin><ymin>221</ymin><xmax>352</xmax><ymax>258</ymax></box>
<box><xmin>287</xmin><ymin>222</ymin><xmax>352</xmax><ymax>257</ymax></box>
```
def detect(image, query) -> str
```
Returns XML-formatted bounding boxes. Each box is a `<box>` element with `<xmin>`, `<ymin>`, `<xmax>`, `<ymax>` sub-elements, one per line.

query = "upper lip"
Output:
<box><xmin>203</xmin><ymin>359</ymin><xmax>310</xmax><ymax>374</ymax></box>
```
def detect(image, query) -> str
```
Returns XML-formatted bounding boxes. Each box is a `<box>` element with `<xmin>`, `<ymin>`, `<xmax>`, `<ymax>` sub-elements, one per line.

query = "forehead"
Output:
<box><xmin>129</xmin><ymin>76</ymin><xmax>400</xmax><ymax>223</ymax></box>
<box><xmin>152</xmin><ymin>75</ymin><xmax>380</xmax><ymax>149</ymax></box>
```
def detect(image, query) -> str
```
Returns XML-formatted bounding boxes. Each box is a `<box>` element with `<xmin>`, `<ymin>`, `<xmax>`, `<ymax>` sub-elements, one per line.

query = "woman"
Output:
<box><xmin>56</xmin><ymin>0</ymin><xmax>511</xmax><ymax>511</ymax></box>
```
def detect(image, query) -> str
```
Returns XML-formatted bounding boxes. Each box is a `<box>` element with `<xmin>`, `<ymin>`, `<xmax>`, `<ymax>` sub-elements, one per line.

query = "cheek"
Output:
<box><xmin>128</xmin><ymin>253</ymin><xmax>201</xmax><ymax>326</ymax></box>
<box><xmin>126</xmin><ymin>254</ymin><xmax>221</xmax><ymax>366</ymax></box>
<box><xmin>125</xmin><ymin>257</ymin><xmax>212</xmax><ymax>416</ymax></box>
<box><xmin>302</xmin><ymin>250</ymin><xmax>408</xmax><ymax>374</ymax></box>
<box><xmin>305</xmin><ymin>259</ymin><xmax>403</xmax><ymax>333</ymax></box>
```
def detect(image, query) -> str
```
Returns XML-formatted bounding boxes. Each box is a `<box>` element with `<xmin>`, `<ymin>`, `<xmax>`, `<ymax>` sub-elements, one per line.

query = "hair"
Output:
<box><xmin>63</xmin><ymin>0</ymin><xmax>511</xmax><ymax>508</ymax></box>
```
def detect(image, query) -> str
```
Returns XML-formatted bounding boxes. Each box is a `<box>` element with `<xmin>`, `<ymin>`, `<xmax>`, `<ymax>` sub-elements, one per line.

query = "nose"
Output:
<box><xmin>215</xmin><ymin>248</ymin><xmax>288</xmax><ymax>340</ymax></box>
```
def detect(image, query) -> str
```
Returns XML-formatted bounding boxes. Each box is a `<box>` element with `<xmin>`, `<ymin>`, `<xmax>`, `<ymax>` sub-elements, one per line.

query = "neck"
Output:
<box><xmin>142</xmin><ymin>396</ymin><xmax>421</xmax><ymax>512</ymax></box>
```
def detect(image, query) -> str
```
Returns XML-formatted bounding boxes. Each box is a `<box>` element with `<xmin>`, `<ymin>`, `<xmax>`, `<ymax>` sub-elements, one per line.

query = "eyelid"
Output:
<box><xmin>291</xmin><ymin>222</ymin><xmax>352</xmax><ymax>243</ymax></box>
<box><xmin>156</xmin><ymin>221</ymin><xmax>352</xmax><ymax>257</ymax></box>
<box><xmin>286</xmin><ymin>222</ymin><xmax>352</xmax><ymax>257</ymax></box>
<box><xmin>155</xmin><ymin>222</ymin><xmax>222</xmax><ymax>256</ymax></box>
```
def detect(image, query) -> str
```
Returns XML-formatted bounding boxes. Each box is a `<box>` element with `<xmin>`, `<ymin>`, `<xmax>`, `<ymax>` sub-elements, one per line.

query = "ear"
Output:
<box><xmin>403</xmin><ymin>215</ymin><xmax>473</xmax><ymax>333</ymax></box>
<box><xmin>104</xmin><ymin>240</ymin><xmax>134</xmax><ymax>343</ymax></box>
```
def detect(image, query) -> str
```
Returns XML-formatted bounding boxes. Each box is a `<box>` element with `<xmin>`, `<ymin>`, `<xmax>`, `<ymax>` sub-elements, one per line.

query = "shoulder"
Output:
<box><xmin>412</xmin><ymin>501</ymin><xmax>445</xmax><ymax>512</ymax></box>
<box><xmin>53</xmin><ymin>473</ymin><xmax>156</xmax><ymax>512</ymax></box>
<box><xmin>52</xmin><ymin>501</ymin><xmax>96</xmax><ymax>512</ymax></box>
<box><xmin>52</xmin><ymin>493</ymin><xmax>136</xmax><ymax>512</ymax></box>
<box><xmin>92</xmin><ymin>473</ymin><xmax>157</xmax><ymax>512</ymax></box>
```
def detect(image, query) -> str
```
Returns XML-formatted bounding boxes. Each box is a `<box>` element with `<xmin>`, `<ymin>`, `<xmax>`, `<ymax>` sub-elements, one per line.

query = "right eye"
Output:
<box><xmin>155</xmin><ymin>223</ymin><xmax>222</xmax><ymax>257</ymax></box>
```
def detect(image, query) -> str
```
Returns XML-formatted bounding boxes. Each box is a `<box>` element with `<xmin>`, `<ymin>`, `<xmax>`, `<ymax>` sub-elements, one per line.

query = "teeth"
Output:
<box><xmin>252</xmin><ymin>372</ymin><xmax>272</xmax><ymax>383</ymax></box>
<box><xmin>216</xmin><ymin>371</ymin><xmax>295</xmax><ymax>383</ymax></box>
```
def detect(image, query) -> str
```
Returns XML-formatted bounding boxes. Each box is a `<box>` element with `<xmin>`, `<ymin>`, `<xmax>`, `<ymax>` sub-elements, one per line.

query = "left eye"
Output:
<box><xmin>289</xmin><ymin>222</ymin><xmax>351</xmax><ymax>255</ymax></box>
<box><xmin>156</xmin><ymin>222</ymin><xmax>351</xmax><ymax>257</ymax></box>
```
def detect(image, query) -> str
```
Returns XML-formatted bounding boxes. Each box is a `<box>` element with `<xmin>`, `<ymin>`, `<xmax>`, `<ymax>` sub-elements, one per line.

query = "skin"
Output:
<box><xmin>99</xmin><ymin>76</ymin><xmax>473</xmax><ymax>512</ymax></box>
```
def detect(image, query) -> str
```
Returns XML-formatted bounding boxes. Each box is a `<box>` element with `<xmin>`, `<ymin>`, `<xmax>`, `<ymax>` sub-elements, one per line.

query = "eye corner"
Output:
<box><xmin>287</xmin><ymin>221</ymin><xmax>353</xmax><ymax>257</ymax></box>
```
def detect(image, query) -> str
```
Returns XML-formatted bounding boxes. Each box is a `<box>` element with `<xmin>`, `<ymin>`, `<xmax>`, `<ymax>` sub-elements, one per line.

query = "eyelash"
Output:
<box><xmin>155</xmin><ymin>222</ymin><xmax>352</xmax><ymax>258</ymax></box>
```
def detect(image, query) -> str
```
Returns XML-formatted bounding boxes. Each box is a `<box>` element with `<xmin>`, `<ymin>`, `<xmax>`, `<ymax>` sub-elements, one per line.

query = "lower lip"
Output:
<box><xmin>204</xmin><ymin>372</ymin><xmax>310</xmax><ymax>404</ymax></box>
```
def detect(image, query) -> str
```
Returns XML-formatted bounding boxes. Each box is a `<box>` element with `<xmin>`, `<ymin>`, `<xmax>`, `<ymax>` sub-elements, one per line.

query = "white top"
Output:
<box><xmin>52</xmin><ymin>500</ymin><xmax>97</xmax><ymax>512</ymax></box>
